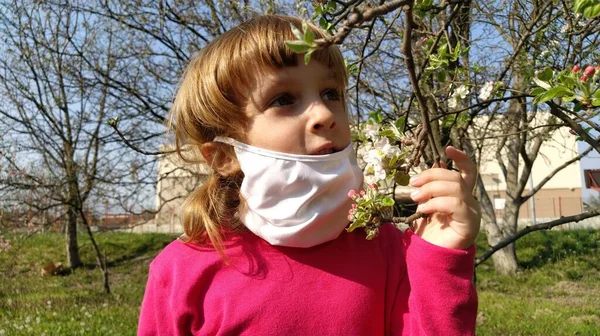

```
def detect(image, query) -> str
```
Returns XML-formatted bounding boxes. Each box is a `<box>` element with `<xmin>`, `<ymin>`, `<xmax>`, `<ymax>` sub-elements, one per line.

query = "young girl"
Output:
<box><xmin>139</xmin><ymin>15</ymin><xmax>481</xmax><ymax>336</ymax></box>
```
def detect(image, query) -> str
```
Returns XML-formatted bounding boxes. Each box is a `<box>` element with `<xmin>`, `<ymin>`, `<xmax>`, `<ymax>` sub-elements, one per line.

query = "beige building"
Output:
<box><xmin>474</xmin><ymin>112</ymin><xmax>584</xmax><ymax>220</ymax></box>
<box><xmin>152</xmin><ymin>147</ymin><xmax>211</xmax><ymax>233</ymax></box>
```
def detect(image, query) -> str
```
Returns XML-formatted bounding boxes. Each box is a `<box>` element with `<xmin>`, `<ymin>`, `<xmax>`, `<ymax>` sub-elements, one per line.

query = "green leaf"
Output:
<box><xmin>379</xmin><ymin>129</ymin><xmax>395</xmax><ymax>138</ymax></box>
<box><xmin>286</xmin><ymin>40</ymin><xmax>311</xmax><ymax>53</ymax></box>
<box><xmin>532</xmin><ymin>77</ymin><xmax>552</xmax><ymax>90</ymax></box>
<box><xmin>304</xmin><ymin>27</ymin><xmax>314</xmax><ymax>45</ymax></box>
<box><xmin>304</xmin><ymin>49</ymin><xmax>315</xmax><ymax>65</ymax></box>
<box><xmin>438</xmin><ymin>43</ymin><xmax>448</xmax><ymax>58</ymax></box>
<box><xmin>347</xmin><ymin>218</ymin><xmax>365</xmax><ymax>232</ymax></box>
<box><xmin>530</xmin><ymin>87</ymin><xmax>546</xmax><ymax>96</ymax></box>
<box><xmin>369</xmin><ymin>110</ymin><xmax>383</xmax><ymax>124</ymax></box>
<box><xmin>592</xmin><ymin>98</ymin><xmax>600</xmax><ymax>107</ymax></box>
<box><xmin>326</xmin><ymin>1</ymin><xmax>336</xmax><ymax>12</ymax></box>
<box><xmin>395</xmin><ymin>172</ymin><xmax>410</xmax><ymax>186</ymax></box>
<box><xmin>290</xmin><ymin>24</ymin><xmax>303</xmax><ymax>41</ymax></box>
<box><xmin>537</xmin><ymin>86</ymin><xmax>573</xmax><ymax>104</ymax></box>
<box><xmin>594</xmin><ymin>90</ymin><xmax>600</xmax><ymax>99</ymax></box>
<box><xmin>314</xmin><ymin>4</ymin><xmax>323</xmax><ymax>16</ymax></box>
<box><xmin>381</xmin><ymin>197</ymin><xmax>395</xmax><ymax>207</ymax></box>
<box><xmin>394</xmin><ymin>116</ymin><xmax>406</xmax><ymax>133</ymax></box>
<box><xmin>436</xmin><ymin>69</ymin><xmax>447</xmax><ymax>83</ymax></box>
<box><xmin>537</xmin><ymin>67</ymin><xmax>554</xmax><ymax>81</ymax></box>
<box><xmin>574</xmin><ymin>0</ymin><xmax>600</xmax><ymax>18</ymax></box>
<box><xmin>319</xmin><ymin>16</ymin><xmax>328</xmax><ymax>30</ymax></box>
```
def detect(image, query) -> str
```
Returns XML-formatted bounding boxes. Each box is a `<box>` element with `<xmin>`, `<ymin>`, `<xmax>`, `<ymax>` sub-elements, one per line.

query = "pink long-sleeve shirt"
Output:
<box><xmin>138</xmin><ymin>224</ymin><xmax>477</xmax><ymax>335</ymax></box>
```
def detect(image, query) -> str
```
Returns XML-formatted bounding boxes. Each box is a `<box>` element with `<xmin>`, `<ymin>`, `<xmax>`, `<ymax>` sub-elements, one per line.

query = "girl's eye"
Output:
<box><xmin>322</xmin><ymin>88</ymin><xmax>341</xmax><ymax>101</ymax></box>
<box><xmin>270</xmin><ymin>93</ymin><xmax>295</xmax><ymax>107</ymax></box>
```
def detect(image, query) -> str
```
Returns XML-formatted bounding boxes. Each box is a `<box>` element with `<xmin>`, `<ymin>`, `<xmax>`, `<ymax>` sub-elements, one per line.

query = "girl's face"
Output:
<box><xmin>242</xmin><ymin>57</ymin><xmax>351</xmax><ymax>155</ymax></box>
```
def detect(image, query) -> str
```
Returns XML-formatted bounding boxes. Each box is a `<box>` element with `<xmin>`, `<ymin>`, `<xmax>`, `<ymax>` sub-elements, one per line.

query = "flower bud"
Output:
<box><xmin>583</xmin><ymin>66</ymin><xmax>596</xmax><ymax>77</ymax></box>
<box><xmin>360</xmin><ymin>190</ymin><xmax>366</xmax><ymax>197</ymax></box>
<box><xmin>369</xmin><ymin>183</ymin><xmax>378</xmax><ymax>190</ymax></box>
<box><xmin>351</xmin><ymin>203</ymin><xmax>357</xmax><ymax>209</ymax></box>
<box><xmin>581</xmin><ymin>75</ymin><xmax>588</xmax><ymax>82</ymax></box>
<box><xmin>347</xmin><ymin>190</ymin><xmax>357</xmax><ymax>198</ymax></box>
<box><xmin>572</xmin><ymin>65</ymin><xmax>581</xmax><ymax>73</ymax></box>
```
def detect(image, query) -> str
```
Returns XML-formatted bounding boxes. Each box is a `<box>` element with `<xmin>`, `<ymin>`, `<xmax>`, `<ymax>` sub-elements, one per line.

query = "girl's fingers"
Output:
<box><xmin>410</xmin><ymin>180</ymin><xmax>465</xmax><ymax>201</ymax></box>
<box><xmin>409</xmin><ymin>168</ymin><xmax>463</xmax><ymax>187</ymax></box>
<box><xmin>445</xmin><ymin>146</ymin><xmax>477</xmax><ymax>192</ymax></box>
<box><xmin>416</xmin><ymin>196</ymin><xmax>479</xmax><ymax>225</ymax></box>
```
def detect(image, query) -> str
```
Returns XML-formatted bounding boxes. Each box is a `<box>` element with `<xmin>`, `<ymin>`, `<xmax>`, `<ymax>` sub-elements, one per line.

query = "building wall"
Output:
<box><xmin>487</xmin><ymin>188</ymin><xmax>583</xmax><ymax>219</ymax></box>
<box><xmin>154</xmin><ymin>147</ymin><xmax>211</xmax><ymax>229</ymax></box>
<box><xmin>473</xmin><ymin>112</ymin><xmax>583</xmax><ymax>219</ymax></box>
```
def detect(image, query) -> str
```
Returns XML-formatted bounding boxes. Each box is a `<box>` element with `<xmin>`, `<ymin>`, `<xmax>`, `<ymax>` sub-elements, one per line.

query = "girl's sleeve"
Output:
<box><xmin>137</xmin><ymin>267</ymin><xmax>164</xmax><ymax>335</ymax></box>
<box><xmin>137</xmin><ymin>264</ymin><xmax>186</xmax><ymax>336</ymax></box>
<box><xmin>391</xmin><ymin>229</ymin><xmax>478</xmax><ymax>336</ymax></box>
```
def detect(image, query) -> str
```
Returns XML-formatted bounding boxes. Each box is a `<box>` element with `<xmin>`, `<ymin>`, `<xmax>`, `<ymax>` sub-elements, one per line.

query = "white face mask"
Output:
<box><xmin>214</xmin><ymin>137</ymin><xmax>364</xmax><ymax>248</ymax></box>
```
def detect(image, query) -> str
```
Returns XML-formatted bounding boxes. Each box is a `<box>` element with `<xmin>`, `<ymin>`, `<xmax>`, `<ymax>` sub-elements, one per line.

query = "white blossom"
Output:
<box><xmin>361</xmin><ymin>137</ymin><xmax>402</xmax><ymax>184</ymax></box>
<box><xmin>448</xmin><ymin>85</ymin><xmax>469</xmax><ymax>108</ymax></box>
<box><xmin>540</xmin><ymin>50</ymin><xmax>550</xmax><ymax>58</ymax></box>
<box><xmin>364</xmin><ymin>163</ymin><xmax>387</xmax><ymax>184</ymax></box>
<box><xmin>560</xmin><ymin>24</ymin><xmax>570</xmax><ymax>33</ymax></box>
<box><xmin>364</xmin><ymin>123</ymin><xmax>380</xmax><ymax>140</ymax></box>
<box><xmin>478</xmin><ymin>81</ymin><xmax>495</xmax><ymax>101</ymax></box>
<box><xmin>374</xmin><ymin>137</ymin><xmax>401</xmax><ymax>158</ymax></box>
<box><xmin>454</xmin><ymin>85</ymin><xmax>469</xmax><ymax>99</ymax></box>
<box><xmin>448</xmin><ymin>96</ymin><xmax>458</xmax><ymax>108</ymax></box>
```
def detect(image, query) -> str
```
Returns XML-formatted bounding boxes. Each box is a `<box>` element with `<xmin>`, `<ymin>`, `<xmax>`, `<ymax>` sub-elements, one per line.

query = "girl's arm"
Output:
<box><xmin>396</xmin><ymin>230</ymin><xmax>478</xmax><ymax>336</ymax></box>
<box><xmin>390</xmin><ymin>146</ymin><xmax>480</xmax><ymax>335</ymax></box>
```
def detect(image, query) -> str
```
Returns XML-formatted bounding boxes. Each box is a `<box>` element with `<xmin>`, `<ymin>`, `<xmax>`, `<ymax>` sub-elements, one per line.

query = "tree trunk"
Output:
<box><xmin>66</xmin><ymin>203</ymin><xmax>81</xmax><ymax>269</ymax></box>
<box><xmin>490</xmin><ymin>243</ymin><xmax>518</xmax><ymax>275</ymax></box>
<box><xmin>489</xmin><ymin>197</ymin><xmax>521</xmax><ymax>274</ymax></box>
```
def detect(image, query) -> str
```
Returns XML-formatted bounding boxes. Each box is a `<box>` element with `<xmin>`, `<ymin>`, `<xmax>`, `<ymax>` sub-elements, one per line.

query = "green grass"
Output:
<box><xmin>474</xmin><ymin>229</ymin><xmax>600</xmax><ymax>335</ymax></box>
<box><xmin>0</xmin><ymin>232</ymin><xmax>176</xmax><ymax>335</ymax></box>
<box><xmin>1</xmin><ymin>229</ymin><xmax>599</xmax><ymax>335</ymax></box>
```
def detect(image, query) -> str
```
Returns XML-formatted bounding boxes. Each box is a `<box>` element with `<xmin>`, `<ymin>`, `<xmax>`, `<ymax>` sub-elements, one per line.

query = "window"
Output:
<box><xmin>584</xmin><ymin>169</ymin><xmax>600</xmax><ymax>191</ymax></box>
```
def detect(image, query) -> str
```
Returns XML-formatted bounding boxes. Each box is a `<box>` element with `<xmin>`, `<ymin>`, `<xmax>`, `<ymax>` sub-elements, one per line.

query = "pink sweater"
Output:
<box><xmin>138</xmin><ymin>224</ymin><xmax>477</xmax><ymax>335</ymax></box>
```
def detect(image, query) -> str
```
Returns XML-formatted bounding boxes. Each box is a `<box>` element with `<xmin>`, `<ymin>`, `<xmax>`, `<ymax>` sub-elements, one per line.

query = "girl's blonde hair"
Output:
<box><xmin>169</xmin><ymin>15</ymin><xmax>348</xmax><ymax>253</ymax></box>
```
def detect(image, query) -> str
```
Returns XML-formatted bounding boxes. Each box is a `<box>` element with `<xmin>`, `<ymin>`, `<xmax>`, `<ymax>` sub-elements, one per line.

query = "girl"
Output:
<box><xmin>139</xmin><ymin>15</ymin><xmax>480</xmax><ymax>336</ymax></box>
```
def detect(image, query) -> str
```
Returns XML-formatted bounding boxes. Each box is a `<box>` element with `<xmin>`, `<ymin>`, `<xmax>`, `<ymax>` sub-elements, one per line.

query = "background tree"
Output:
<box><xmin>0</xmin><ymin>1</ymin><xmax>158</xmax><ymax>291</ymax></box>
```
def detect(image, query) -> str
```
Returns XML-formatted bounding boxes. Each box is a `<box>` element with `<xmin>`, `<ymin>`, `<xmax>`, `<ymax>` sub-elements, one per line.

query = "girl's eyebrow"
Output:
<box><xmin>319</xmin><ymin>71</ymin><xmax>336</xmax><ymax>82</ymax></box>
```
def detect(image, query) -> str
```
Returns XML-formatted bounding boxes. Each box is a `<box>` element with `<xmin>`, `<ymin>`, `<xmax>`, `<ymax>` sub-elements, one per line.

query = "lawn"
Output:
<box><xmin>0</xmin><ymin>229</ymin><xmax>598</xmax><ymax>335</ymax></box>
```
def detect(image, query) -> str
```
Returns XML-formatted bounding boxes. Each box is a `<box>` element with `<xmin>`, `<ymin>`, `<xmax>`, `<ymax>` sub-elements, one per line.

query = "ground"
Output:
<box><xmin>0</xmin><ymin>229</ymin><xmax>598</xmax><ymax>335</ymax></box>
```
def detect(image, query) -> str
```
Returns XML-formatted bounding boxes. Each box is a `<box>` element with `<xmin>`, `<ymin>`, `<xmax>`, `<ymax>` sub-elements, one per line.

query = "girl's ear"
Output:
<box><xmin>200</xmin><ymin>142</ymin><xmax>240</xmax><ymax>177</ymax></box>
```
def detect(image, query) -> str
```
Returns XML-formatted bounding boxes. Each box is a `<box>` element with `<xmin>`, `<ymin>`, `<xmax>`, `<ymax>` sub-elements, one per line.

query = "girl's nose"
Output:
<box><xmin>308</xmin><ymin>103</ymin><xmax>336</xmax><ymax>132</ymax></box>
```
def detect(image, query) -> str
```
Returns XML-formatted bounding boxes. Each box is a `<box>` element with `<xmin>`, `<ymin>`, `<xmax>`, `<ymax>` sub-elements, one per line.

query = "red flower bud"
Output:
<box><xmin>369</xmin><ymin>183</ymin><xmax>378</xmax><ymax>190</ymax></box>
<box><xmin>351</xmin><ymin>203</ymin><xmax>357</xmax><ymax>209</ymax></box>
<box><xmin>572</xmin><ymin>65</ymin><xmax>581</xmax><ymax>73</ymax></box>
<box><xmin>581</xmin><ymin>75</ymin><xmax>588</xmax><ymax>82</ymax></box>
<box><xmin>347</xmin><ymin>190</ymin><xmax>357</xmax><ymax>198</ymax></box>
<box><xmin>583</xmin><ymin>66</ymin><xmax>596</xmax><ymax>77</ymax></box>
<box><xmin>360</xmin><ymin>190</ymin><xmax>366</xmax><ymax>197</ymax></box>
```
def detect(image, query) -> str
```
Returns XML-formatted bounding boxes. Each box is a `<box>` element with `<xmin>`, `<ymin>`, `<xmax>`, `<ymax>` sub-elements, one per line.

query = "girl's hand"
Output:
<box><xmin>409</xmin><ymin>146</ymin><xmax>481</xmax><ymax>250</ymax></box>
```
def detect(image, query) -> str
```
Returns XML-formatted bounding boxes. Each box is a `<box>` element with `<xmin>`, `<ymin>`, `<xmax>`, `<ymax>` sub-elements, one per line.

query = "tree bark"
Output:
<box><xmin>490</xmin><ymin>243</ymin><xmax>518</xmax><ymax>275</ymax></box>
<box><xmin>66</xmin><ymin>202</ymin><xmax>81</xmax><ymax>268</ymax></box>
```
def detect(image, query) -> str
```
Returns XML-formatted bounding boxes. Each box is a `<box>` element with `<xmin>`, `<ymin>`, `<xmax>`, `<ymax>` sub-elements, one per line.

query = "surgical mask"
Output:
<box><xmin>214</xmin><ymin>137</ymin><xmax>364</xmax><ymax>248</ymax></box>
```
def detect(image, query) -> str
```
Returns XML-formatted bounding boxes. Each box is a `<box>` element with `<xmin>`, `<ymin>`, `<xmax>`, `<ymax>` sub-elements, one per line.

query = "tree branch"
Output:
<box><xmin>475</xmin><ymin>209</ymin><xmax>600</xmax><ymax>266</ymax></box>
